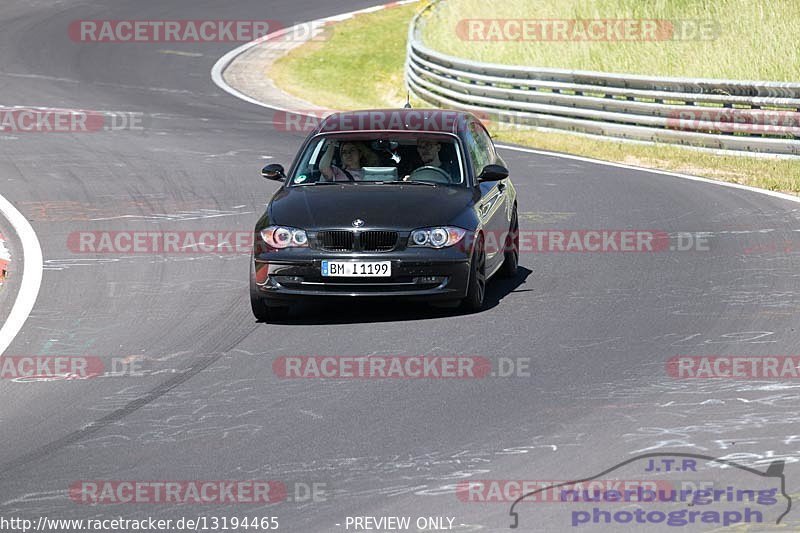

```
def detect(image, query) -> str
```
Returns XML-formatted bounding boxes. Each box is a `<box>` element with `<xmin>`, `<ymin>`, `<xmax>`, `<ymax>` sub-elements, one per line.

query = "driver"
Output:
<box><xmin>417</xmin><ymin>139</ymin><xmax>444</xmax><ymax>167</ymax></box>
<box><xmin>404</xmin><ymin>139</ymin><xmax>457</xmax><ymax>181</ymax></box>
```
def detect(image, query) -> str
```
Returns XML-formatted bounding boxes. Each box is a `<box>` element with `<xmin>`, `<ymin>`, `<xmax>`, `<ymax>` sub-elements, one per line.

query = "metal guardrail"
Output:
<box><xmin>405</xmin><ymin>0</ymin><xmax>800</xmax><ymax>155</ymax></box>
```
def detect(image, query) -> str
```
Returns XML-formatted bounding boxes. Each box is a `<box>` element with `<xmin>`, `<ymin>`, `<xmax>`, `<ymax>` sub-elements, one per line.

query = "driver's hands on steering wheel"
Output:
<box><xmin>408</xmin><ymin>165</ymin><xmax>451</xmax><ymax>184</ymax></box>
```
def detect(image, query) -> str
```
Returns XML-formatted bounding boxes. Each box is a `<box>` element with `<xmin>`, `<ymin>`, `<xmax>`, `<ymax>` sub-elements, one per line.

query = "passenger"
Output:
<box><xmin>320</xmin><ymin>141</ymin><xmax>377</xmax><ymax>181</ymax></box>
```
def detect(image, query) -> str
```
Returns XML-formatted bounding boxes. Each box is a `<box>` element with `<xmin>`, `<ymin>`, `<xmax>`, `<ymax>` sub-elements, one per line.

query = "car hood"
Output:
<box><xmin>268</xmin><ymin>184</ymin><xmax>474</xmax><ymax>230</ymax></box>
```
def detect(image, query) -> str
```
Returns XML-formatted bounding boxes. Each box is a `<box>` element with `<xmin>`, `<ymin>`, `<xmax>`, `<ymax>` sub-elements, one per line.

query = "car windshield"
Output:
<box><xmin>288</xmin><ymin>134</ymin><xmax>465</xmax><ymax>186</ymax></box>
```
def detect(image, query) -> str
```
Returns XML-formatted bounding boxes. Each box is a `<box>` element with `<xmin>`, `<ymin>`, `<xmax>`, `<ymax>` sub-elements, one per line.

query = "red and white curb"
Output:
<box><xmin>211</xmin><ymin>0</ymin><xmax>419</xmax><ymax>113</ymax></box>
<box><xmin>0</xmin><ymin>233</ymin><xmax>9</xmax><ymax>284</ymax></box>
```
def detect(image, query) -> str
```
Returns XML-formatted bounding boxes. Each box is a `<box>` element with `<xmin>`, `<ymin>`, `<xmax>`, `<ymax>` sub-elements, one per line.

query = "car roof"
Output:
<box><xmin>314</xmin><ymin>109</ymin><xmax>477</xmax><ymax>135</ymax></box>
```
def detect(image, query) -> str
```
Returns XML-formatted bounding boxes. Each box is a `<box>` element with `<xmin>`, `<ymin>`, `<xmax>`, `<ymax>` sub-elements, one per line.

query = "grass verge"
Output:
<box><xmin>423</xmin><ymin>0</ymin><xmax>800</xmax><ymax>81</ymax></box>
<box><xmin>269</xmin><ymin>2</ymin><xmax>800</xmax><ymax>195</ymax></box>
<box><xmin>270</xmin><ymin>4</ymin><xmax>417</xmax><ymax>110</ymax></box>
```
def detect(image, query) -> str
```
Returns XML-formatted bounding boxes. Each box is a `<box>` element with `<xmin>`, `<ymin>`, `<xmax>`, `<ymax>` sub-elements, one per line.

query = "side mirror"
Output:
<box><xmin>262</xmin><ymin>164</ymin><xmax>286</xmax><ymax>181</ymax></box>
<box><xmin>477</xmin><ymin>164</ymin><xmax>509</xmax><ymax>182</ymax></box>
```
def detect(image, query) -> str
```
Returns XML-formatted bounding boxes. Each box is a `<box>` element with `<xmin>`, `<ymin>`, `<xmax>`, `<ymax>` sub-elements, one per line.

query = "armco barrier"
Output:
<box><xmin>406</xmin><ymin>0</ymin><xmax>800</xmax><ymax>155</ymax></box>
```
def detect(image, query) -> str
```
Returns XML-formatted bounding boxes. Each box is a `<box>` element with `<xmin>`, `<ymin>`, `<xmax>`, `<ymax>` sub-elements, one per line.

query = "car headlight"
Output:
<box><xmin>261</xmin><ymin>226</ymin><xmax>308</xmax><ymax>249</ymax></box>
<box><xmin>409</xmin><ymin>227</ymin><xmax>467</xmax><ymax>249</ymax></box>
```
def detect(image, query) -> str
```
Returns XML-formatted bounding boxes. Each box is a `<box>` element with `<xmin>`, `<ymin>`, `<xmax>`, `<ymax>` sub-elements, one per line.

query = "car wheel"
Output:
<box><xmin>460</xmin><ymin>235</ymin><xmax>486</xmax><ymax>312</ymax></box>
<box><xmin>499</xmin><ymin>208</ymin><xmax>519</xmax><ymax>278</ymax></box>
<box><xmin>251</xmin><ymin>296</ymin><xmax>289</xmax><ymax>322</ymax></box>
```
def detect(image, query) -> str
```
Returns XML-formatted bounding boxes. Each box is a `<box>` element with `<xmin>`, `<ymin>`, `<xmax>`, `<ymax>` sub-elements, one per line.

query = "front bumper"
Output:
<box><xmin>253</xmin><ymin>248</ymin><xmax>470</xmax><ymax>302</ymax></box>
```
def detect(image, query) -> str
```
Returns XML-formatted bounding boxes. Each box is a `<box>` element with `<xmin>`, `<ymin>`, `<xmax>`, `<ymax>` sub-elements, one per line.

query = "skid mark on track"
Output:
<box><xmin>0</xmin><ymin>299</ymin><xmax>256</xmax><ymax>476</ymax></box>
<box><xmin>43</xmin><ymin>257</ymin><xmax>121</xmax><ymax>271</ymax></box>
<box><xmin>0</xmin><ymin>70</ymin><xmax>205</xmax><ymax>96</ymax></box>
<box><xmin>44</xmin><ymin>254</ymin><xmax>245</xmax><ymax>271</ymax></box>
<box><xmin>60</xmin><ymin>376</ymin><xmax>269</xmax><ymax>448</ymax></box>
<box><xmin>655</xmin><ymin>331</ymin><xmax>778</xmax><ymax>346</ymax></box>
<box><xmin>518</xmin><ymin>211</ymin><xmax>574</xmax><ymax>223</ymax></box>
<box><xmin>104</xmin><ymin>278</ymin><xmax>245</xmax><ymax>297</ymax></box>
<box><xmin>20</xmin><ymin>199</ymin><xmax>252</xmax><ymax>223</ymax></box>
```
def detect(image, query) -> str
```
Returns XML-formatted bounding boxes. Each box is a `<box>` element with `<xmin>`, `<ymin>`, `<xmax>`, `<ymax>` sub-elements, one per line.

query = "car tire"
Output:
<box><xmin>460</xmin><ymin>235</ymin><xmax>486</xmax><ymax>313</ymax></box>
<box><xmin>498</xmin><ymin>208</ymin><xmax>519</xmax><ymax>278</ymax></box>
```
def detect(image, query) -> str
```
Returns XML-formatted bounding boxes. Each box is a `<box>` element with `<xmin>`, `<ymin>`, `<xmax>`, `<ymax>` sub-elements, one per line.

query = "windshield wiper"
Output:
<box><xmin>371</xmin><ymin>180</ymin><xmax>438</xmax><ymax>187</ymax></box>
<box><xmin>294</xmin><ymin>181</ymin><xmax>346</xmax><ymax>186</ymax></box>
<box><xmin>402</xmin><ymin>180</ymin><xmax>439</xmax><ymax>186</ymax></box>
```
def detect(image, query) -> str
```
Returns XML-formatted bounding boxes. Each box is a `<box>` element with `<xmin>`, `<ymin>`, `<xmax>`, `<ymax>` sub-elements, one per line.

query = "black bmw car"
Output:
<box><xmin>251</xmin><ymin>109</ymin><xmax>518</xmax><ymax>321</ymax></box>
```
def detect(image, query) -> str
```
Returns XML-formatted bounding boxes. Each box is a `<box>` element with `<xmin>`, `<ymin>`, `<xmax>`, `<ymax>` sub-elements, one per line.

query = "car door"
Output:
<box><xmin>466</xmin><ymin>120</ymin><xmax>509</xmax><ymax>269</ymax></box>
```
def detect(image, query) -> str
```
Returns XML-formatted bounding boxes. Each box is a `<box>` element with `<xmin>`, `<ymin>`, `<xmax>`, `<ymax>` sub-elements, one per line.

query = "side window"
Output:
<box><xmin>466</xmin><ymin>121</ymin><xmax>494</xmax><ymax>176</ymax></box>
<box><xmin>471</xmin><ymin>121</ymin><xmax>495</xmax><ymax>165</ymax></box>
<box><xmin>464</xmin><ymin>123</ymin><xmax>485</xmax><ymax>178</ymax></box>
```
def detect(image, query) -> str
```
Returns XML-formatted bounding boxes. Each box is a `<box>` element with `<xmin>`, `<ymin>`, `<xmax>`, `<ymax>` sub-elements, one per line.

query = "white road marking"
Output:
<box><xmin>495</xmin><ymin>143</ymin><xmax>800</xmax><ymax>205</ymax></box>
<box><xmin>0</xmin><ymin>193</ymin><xmax>43</xmax><ymax>356</ymax></box>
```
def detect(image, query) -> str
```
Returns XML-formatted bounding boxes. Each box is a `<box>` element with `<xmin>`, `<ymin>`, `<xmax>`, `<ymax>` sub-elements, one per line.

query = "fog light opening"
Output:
<box><xmin>414</xmin><ymin>275</ymin><xmax>445</xmax><ymax>285</ymax></box>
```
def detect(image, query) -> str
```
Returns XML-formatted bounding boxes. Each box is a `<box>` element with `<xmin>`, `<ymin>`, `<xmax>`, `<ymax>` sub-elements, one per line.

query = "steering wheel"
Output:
<box><xmin>408</xmin><ymin>165</ymin><xmax>451</xmax><ymax>184</ymax></box>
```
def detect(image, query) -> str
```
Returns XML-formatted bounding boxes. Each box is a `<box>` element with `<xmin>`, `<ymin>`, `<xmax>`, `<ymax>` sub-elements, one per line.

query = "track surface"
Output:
<box><xmin>1</xmin><ymin>1</ymin><xmax>800</xmax><ymax>531</ymax></box>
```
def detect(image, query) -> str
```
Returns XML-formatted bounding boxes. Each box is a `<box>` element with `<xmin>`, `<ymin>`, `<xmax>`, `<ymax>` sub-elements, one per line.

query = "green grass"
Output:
<box><xmin>271</xmin><ymin>4</ymin><xmax>419</xmax><ymax>110</ymax></box>
<box><xmin>270</xmin><ymin>1</ymin><xmax>800</xmax><ymax>195</ymax></box>
<box><xmin>422</xmin><ymin>0</ymin><xmax>800</xmax><ymax>81</ymax></box>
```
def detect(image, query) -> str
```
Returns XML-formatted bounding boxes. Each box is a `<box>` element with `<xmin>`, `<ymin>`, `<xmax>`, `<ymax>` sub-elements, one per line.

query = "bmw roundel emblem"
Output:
<box><xmin>352</xmin><ymin>219</ymin><xmax>365</xmax><ymax>228</ymax></box>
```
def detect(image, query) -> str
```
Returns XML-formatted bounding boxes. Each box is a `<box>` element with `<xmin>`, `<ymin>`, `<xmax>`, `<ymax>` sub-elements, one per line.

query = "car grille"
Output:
<box><xmin>361</xmin><ymin>231</ymin><xmax>398</xmax><ymax>251</ymax></box>
<box><xmin>316</xmin><ymin>230</ymin><xmax>398</xmax><ymax>252</ymax></box>
<box><xmin>318</xmin><ymin>231</ymin><xmax>354</xmax><ymax>251</ymax></box>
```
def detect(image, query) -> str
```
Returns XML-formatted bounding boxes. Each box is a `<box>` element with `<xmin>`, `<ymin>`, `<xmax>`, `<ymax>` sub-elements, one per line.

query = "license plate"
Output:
<box><xmin>321</xmin><ymin>260</ymin><xmax>391</xmax><ymax>277</ymax></box>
